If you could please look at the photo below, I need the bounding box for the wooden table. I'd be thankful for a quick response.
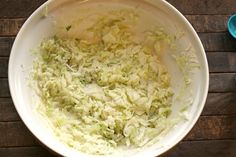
[0,0,236,156]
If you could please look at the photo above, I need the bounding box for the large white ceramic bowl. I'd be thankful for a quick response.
[8,0,209,157]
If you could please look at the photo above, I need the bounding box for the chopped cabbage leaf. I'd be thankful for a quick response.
[32,9,178,155]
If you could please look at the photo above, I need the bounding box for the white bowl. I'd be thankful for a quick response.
[8,0,209,157]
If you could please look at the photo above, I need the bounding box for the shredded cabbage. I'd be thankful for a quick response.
[32,9,176,155]
[172,45,200,86]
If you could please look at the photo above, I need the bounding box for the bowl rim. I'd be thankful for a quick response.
[228,14,236,39]
[8,0,209,156]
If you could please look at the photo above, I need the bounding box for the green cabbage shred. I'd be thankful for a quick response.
[32,9,177,155]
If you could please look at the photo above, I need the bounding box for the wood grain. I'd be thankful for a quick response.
[0,98,19,122]
[0,79,10,97]
[0,0,46,18]
[164,140,236,157]
[0,58,8,78]
[0,15,229,36]
[1,73,236,98]
[0,37,14,57]
[1,93,236,121]
[1,0,236,156]
[0,93,234,122]
[3,52,236,78]
[0,33,235,58]
[1,33,235,58]
[0,147,55,157]
[203,93,236,116]
[0,19,25,36]
[207,52,236,73]
[185,115,236,140]
[209,73,236,92]
[0,122,37,147]
[0,0,235,18]
[0,116,235,147]
[186,15,228,33]
[199,33,236,52]
[0,140,236,157]
[167,0,236,15]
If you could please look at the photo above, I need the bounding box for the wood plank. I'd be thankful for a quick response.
[0,37,14,57]
[0,98,19,122]
[0,58,8,78]
[0,0,46,18]
[1,93,235,121]
[207,52,236,73]
[203,93,236,116]
[0,147,55,157]
[0,0,235,18]
[0,15,227,37]
[1,73,236,99]
[186,15,228,33]
[209,73,236,92]
[1,51,236,78]
[167,0,236,15]
[0,79,10,97]
[199,33,236,52]
[0,33,235,58]
[164,140,236,157]
[0,140,236,157]
[0,19,25,36]
[0,122,37,147]
[3,52,236,78]
[0,116,235,147]
[1,93,236,122]
[185,115,236,141]
[1,72,236,98]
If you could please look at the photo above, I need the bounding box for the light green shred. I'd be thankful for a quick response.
[31,9,190,155]
[42,4,48,18]
[172,45,200,86]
